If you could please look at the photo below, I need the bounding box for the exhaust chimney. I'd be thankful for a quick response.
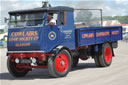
[42,1,51,8]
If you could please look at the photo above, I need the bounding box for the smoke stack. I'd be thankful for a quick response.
[42,1,51,8]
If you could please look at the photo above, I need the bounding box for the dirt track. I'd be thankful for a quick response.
[0,41,128,85]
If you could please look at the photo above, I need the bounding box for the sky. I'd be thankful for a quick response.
[0,0,128,25]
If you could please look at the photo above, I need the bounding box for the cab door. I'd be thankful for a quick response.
[57,11,75,50]
[43,13,60,52]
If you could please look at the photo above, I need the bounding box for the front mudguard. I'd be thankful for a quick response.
[50,45,72,57]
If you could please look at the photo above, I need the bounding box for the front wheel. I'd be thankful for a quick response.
[48,49,72,77]
[7,58,29,77]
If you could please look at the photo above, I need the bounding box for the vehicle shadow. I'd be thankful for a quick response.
[0,63,98,80]
[0,69,52,80]
[71,63,98,71]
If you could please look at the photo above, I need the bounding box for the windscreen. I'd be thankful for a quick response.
[74,9,102,28]
[10,12,45,28]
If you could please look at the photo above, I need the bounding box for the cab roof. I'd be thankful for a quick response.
[9,6,74,15]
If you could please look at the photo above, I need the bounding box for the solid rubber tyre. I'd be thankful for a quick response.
[48,49,72,78]
[99,43,112,67]
[94,55,102,67]
[7,58,29,77]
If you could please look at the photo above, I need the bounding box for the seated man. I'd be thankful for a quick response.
[17,15,26,27]
[47,13,56,25]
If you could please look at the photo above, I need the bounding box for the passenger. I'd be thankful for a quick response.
[47,13,56,25]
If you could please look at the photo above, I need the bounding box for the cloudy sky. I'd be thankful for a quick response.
[0,0,128,25]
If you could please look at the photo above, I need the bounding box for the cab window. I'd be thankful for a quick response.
[60,12,66,25]
[46,13,58,25]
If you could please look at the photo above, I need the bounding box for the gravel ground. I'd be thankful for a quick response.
[0,41,128,85]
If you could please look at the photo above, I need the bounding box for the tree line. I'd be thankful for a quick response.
[103,16,128,24]
[75,10,128,24]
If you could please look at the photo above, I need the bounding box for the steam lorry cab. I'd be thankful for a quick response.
[7,3,122,77]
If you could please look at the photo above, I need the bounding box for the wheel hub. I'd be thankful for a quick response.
[105,47,111,63]
[60,61,65,66]
[55,53,69,73]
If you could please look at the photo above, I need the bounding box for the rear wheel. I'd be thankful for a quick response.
[95,43,112,67]
[48,49,72,77]
[99,43,112,67]
[94,55,102,67]
[7,58,29,77]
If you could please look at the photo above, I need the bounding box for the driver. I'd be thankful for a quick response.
[19,15,26,26]
[47,13,56,25]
